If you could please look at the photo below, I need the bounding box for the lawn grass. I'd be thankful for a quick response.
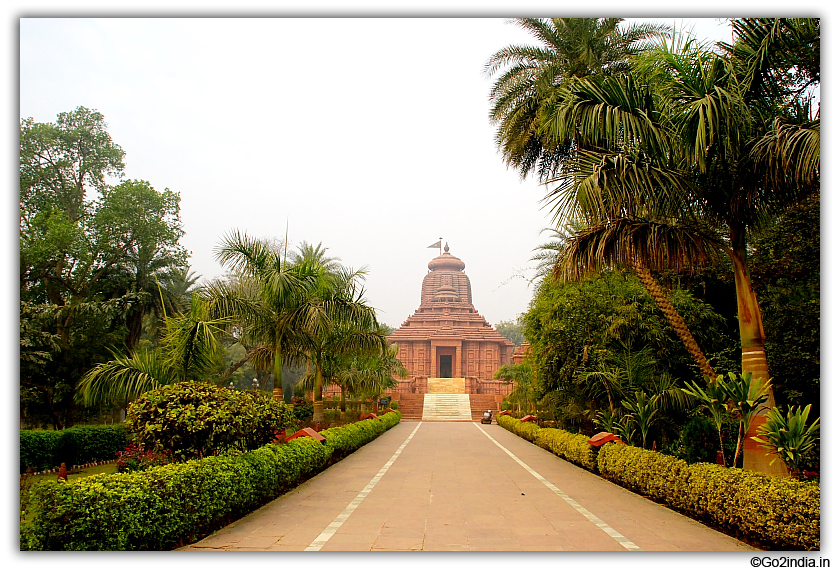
[21,463,119,525]
[26,462,119,484]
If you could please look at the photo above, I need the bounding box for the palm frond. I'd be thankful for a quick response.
[77,349,174,407]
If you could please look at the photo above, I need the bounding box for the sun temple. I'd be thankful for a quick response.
[386,244,515,397]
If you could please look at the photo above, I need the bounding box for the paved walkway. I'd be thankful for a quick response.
[181,421,755,551]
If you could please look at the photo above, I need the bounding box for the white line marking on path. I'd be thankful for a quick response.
[474,423,643,552]
[305,422,423,551]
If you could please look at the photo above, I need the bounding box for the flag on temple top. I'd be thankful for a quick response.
[427,240,442,248]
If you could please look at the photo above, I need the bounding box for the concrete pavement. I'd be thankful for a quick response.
[180,421,755,551]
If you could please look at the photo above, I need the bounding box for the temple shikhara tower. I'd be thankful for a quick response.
[387,244,514,398]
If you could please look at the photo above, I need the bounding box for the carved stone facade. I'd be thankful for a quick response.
[387,244,514,395]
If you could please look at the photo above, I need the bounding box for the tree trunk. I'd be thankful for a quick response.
[125,307,143,352]
[728,249,786,475]
[632,258,716,379]
[271,343,291,404]
[313,360,324,423]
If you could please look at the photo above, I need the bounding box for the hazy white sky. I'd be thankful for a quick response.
[16,17,742,327]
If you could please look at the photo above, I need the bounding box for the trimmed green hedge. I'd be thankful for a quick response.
[321,411,401,460]
[598,443,820,550]
[497,414,540,441]
[21,411,401,551]
[497,415,820,550]
[533,427,599,472]
[20,425,130,473]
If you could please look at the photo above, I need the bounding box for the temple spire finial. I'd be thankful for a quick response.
[444,242,449,253]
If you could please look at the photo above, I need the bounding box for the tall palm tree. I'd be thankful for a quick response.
[285,264,386,422]
[208,230,310,403]
[533,19,818,471]
[303,338,404,419]
[486,18,668,180]
[489,19,718,380]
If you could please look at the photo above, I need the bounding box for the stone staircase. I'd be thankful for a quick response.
[469,394,502,421]
[426,377,466,393]
[395,393,425,420]
[422,393,473,421]
[394,379,497,422]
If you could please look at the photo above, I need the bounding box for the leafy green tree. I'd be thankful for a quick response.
[20,107,188,426]
[495,361,536,414]
[749,192,819,415]
[21,107,128,346]
[495,319,525,346]
[99,180,188,349]
[20,295,145,428]
[20,106,125,230]
[522,270,733,432]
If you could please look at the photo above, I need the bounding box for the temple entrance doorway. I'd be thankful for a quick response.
[439,355,452,378]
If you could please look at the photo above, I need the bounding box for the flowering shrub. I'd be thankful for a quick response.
[116,444,173,473]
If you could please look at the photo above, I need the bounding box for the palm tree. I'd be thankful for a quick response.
[76,295,228,408]
[305,339,405,420]
[531,19,818,471]
[286,264,386,423]
[208,230,311,403]
[486,18,668,180]
[337,341,406,414]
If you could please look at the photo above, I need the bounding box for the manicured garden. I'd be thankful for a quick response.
[496,414,819,551]
[20,382,401,551]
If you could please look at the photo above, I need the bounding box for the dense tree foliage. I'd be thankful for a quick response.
[749,192,820,416]
[495,319,525,346]
[20,107,188,428]
[522,270,736,436]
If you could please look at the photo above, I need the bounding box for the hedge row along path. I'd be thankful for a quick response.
[180,421,756,551]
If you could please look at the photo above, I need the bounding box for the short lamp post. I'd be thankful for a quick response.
[228,381,235,391]
[252,378,260,391]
